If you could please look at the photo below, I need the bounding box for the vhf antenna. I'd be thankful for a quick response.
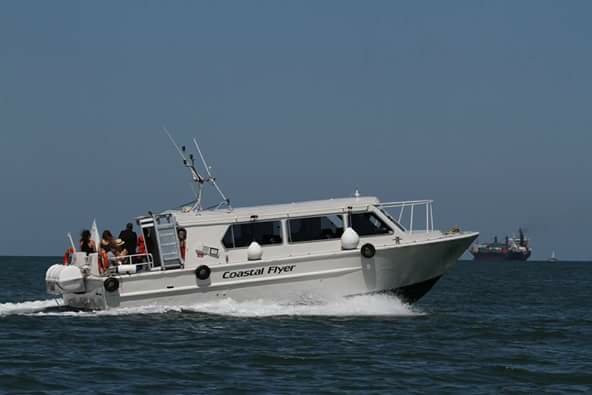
[193,138,230,209]
[163,126,231,212]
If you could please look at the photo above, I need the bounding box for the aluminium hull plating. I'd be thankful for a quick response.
[63,232,478,310]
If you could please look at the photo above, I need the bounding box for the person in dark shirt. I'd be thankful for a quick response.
[119,223,137,255]
[79,229,96,255]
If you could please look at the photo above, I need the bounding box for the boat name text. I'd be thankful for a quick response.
[222,265,295,279]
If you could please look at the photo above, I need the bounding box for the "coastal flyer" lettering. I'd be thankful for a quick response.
[222,265,295,279]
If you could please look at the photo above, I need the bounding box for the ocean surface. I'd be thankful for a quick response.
[0,257,591,394]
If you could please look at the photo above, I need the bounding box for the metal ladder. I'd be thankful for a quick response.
[140,214,183,270]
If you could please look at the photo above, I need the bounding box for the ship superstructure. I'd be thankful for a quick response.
[470,229,531,262]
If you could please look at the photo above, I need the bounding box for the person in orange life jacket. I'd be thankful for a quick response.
[135,234,147,264]
[137,234,146,255]
[177,228,187,261]
[101,230,113,253]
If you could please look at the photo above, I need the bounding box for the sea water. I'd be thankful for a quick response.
[0,257,591,394]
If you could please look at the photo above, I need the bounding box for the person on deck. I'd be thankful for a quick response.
[177,228,187,261]
[112,238,128,265]
[135,234,147,264]
[79,230,96,255]
[119,223,137,256]
[137,234,146,255]
[101,230,113,253]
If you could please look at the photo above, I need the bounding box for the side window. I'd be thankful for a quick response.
[222,226,234,248]
[288,215,345,243]
[349,212,392,236]
[222,221,283,249]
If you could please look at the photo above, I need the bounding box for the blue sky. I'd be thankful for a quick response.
[1,1,591,259]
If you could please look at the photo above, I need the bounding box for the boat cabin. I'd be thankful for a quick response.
[48,131,474,310]
[131,196,434,273]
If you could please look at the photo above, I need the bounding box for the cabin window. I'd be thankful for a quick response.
[222,227,234,248]
[288,215,345,243]
[222,221,283,249]
[349,212,392,236]
[377,208,405,231]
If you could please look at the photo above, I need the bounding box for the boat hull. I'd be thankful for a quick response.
[62,232,478,310]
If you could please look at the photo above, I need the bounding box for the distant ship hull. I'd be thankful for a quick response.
[471,250,531,262]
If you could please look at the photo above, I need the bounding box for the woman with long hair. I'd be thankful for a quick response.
[101,230,113,253]
[80,229,97,255]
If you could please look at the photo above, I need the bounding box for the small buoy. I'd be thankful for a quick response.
[247,241,263,260]
[104,277,119,293]
[195,265,211,280]
[341,227,360,250]
[361,243,376,258]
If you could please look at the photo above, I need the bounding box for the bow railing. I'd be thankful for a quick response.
[377,200,434,233]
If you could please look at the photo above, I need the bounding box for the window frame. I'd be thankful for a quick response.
[347,211,394,237]
[287,213,346,244]
[376,207,406,232]
[221,220,284,250]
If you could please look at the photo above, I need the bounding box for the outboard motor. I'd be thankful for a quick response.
[45,264,86,295]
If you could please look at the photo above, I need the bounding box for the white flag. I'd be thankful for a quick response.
[91,219,100,251]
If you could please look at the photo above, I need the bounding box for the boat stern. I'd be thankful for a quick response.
[45,255,121,311]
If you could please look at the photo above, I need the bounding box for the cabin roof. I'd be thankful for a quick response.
[168,196,380,226]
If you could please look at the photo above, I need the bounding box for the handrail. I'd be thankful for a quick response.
[108,253,154,268]
[376,199,433,207]
[377,200,434,233]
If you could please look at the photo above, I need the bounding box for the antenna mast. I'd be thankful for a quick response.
[163,127,231,212]
[193,138,230,209]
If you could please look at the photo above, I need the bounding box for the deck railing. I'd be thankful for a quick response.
[376,200,434,233]
[108,253,155,272]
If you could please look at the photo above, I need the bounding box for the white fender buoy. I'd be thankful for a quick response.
[247,241,263,261]
[341,227,360,250]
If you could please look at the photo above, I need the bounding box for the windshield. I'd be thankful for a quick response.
[377,207,405,231]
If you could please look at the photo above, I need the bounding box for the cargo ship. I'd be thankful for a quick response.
[470,229,531,262]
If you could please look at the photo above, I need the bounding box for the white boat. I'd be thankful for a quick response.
[45,134,478,310]
[548,251,558,262]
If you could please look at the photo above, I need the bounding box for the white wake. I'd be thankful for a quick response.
[1,294,424,318]
[182,294,424,317]
[0,299,62,316]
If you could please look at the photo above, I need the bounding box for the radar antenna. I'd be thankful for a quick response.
[163,127,231,212]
